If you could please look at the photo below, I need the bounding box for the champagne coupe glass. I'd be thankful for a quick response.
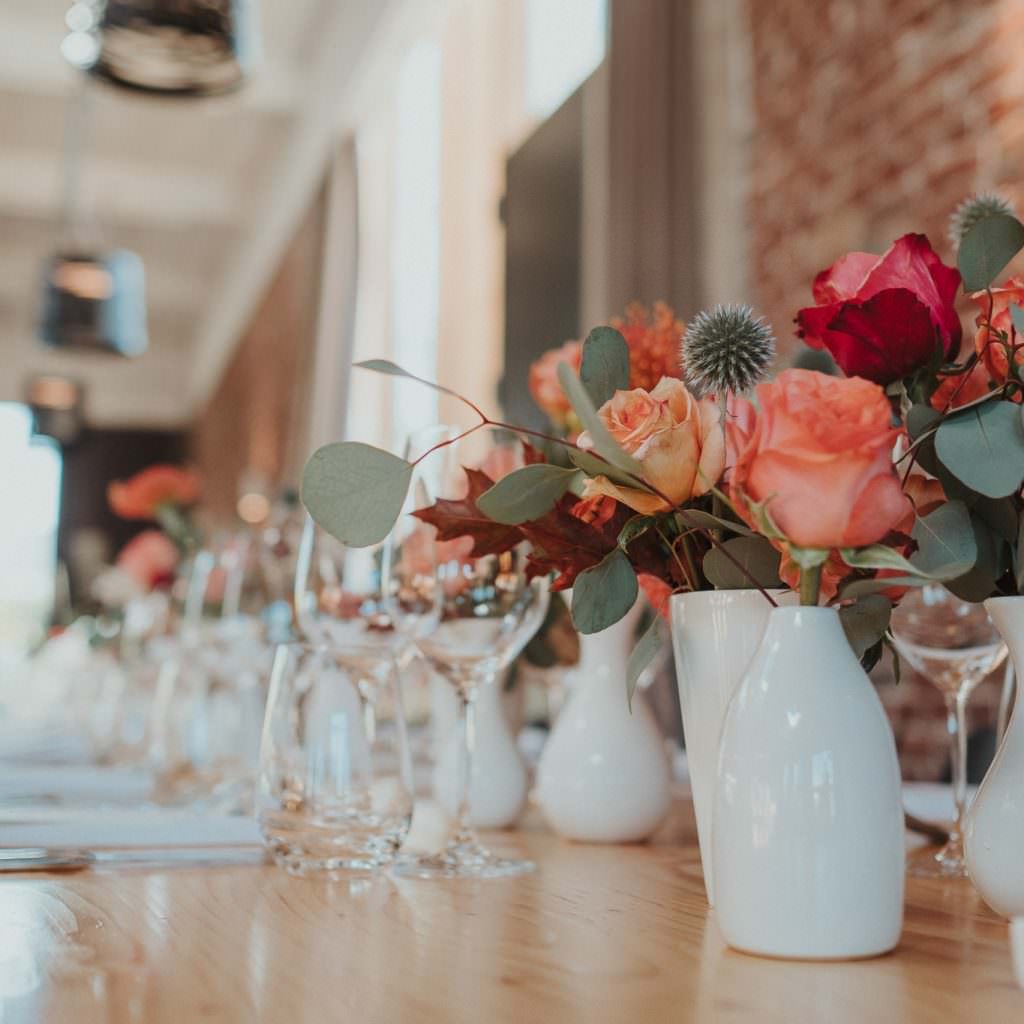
[890,585,1008,878]
[390,427,550,879]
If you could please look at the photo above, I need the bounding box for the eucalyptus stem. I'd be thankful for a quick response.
[800,563,822,607]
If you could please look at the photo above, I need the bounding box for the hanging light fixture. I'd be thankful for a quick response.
[64,0,258,97]
[38,82,148,357]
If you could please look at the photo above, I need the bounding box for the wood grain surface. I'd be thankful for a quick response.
[0,803,1019,1023]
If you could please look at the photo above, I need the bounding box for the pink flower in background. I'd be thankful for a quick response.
[116,530,179,590]
[528,341,582,427]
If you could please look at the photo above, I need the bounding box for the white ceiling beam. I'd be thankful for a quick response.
[186,0,448,413]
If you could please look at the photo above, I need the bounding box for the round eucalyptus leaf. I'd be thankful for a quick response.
[580,326,630,408]
[702,536,782,590]
[935,402,1024,498]
[910,500,978,578]
[301,442,413,548]
[476,464,579,525]
[839,595,892,660]
[958,212,1024,291]
[571,549,639,634]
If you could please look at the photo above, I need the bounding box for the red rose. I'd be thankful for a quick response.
[796,234,961,385]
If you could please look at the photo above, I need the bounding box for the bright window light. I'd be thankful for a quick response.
[526,0,607,119]
[0,404,62,657]
[390,38,442,445]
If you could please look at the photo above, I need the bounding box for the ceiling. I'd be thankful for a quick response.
[0,0,400,428]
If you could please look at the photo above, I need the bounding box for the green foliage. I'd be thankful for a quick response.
[626,615,663,711]
[702,536,782,590]
[567,447,645,489]
[839,595,892,660]
[935,401,1024,498]
[477,464,580,525]
[580,327,630,408]
[958,212,1024,291]
[302,442,413,548]
[571,548,639,634]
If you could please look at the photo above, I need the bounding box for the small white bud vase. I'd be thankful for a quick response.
[535,599,672,842]
[432,672,529,830]
[965,596,1024,917]
[713,606,904,960]
[670,588,796,904]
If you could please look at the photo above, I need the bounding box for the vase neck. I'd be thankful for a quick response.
[985,596,1024,670]
[760,606,856,667]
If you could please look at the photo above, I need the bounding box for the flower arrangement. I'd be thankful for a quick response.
[107,464,202,553]
[302,195,1024,700]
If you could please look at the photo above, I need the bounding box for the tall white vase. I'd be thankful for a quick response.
[535,599,671,842]
[965,596,1024,917]
[670,588,795,904]
[713,606,904,960]
[432,673,529,829]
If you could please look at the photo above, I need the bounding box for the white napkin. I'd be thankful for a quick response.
[0,766,154,804]
[0,810,262,850]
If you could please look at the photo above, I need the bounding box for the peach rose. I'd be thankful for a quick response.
[973,277,1024,387]
[528,340,582,426]
[108,465,201,520]
[729,369,911,550]
[578,377,726,514]
[116,530,179,590]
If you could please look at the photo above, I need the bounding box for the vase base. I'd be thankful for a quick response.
[391,839,535,880]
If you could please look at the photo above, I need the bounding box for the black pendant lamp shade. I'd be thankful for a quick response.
[77,1,257,97]
[39,249,147,357]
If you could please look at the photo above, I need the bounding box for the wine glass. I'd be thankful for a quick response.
[890,585,1008,878]
[390,427,550,879]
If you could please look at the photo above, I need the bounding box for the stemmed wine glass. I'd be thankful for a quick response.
[390,427,550,879]
[890,585,1008,878]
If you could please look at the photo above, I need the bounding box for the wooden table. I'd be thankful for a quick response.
[0,802,1020,1023]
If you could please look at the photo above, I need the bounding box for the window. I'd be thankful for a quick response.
[525,0,607,119]
[0,405,62,660]
[389,38,443,446]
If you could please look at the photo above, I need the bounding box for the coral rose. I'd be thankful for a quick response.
[108,465,200,520]
[578,377,725,514]
[116,530,179,590]
[796,234,961,385]
[930,359,996,412]
[972,277,1024,387]
[729,369,911,550]
[528,340,582,427]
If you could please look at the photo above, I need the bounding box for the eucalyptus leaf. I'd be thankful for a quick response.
[557,362,644,477]
[1012,304,1024,338]
[974,496,1018,544]
[839,595,892,660]
[302,442,413,548]
[571,549,639,634]
[626,615,663,711]
[958,212,1024,291]
[618,515,658,550]
[675,509,754,538]
[910,500,978,578]
[839,575,922,599]
[354,358,467,404]
[906,404,940,442]
[935,402,1024,498]
[702,536,782,590]
[567,447,647,489]
[580,326,630,408]
[477,464,580,525]
[1016,516,1024,593]
[945,514,1004,603]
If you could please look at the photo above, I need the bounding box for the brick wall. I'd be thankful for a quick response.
[744,0,1020,778]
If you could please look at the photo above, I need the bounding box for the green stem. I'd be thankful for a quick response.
[800,563,822,607]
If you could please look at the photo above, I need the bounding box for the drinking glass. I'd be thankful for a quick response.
[890,585,1008,878]
[257,642,414,875]
[390,427,550,879]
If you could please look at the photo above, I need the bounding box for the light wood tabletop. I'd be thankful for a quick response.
[0,802,1019,1023]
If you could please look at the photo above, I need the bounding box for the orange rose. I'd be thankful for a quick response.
[108,465,201,520]
[528,340,582,426]
[729,369,911,550]
[973,277,1024,388]
[930,359,995,412]
[116,530,178,589]
[578,377,725,514]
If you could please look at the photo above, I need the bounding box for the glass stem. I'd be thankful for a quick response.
[452,682,480,845]
[946,689,969,845]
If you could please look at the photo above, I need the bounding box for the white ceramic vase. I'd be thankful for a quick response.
[534,599,672,842]
[965,596,1024,917]
[713,606,904,960]
[670,588,795,904]
[432,674,528,830]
